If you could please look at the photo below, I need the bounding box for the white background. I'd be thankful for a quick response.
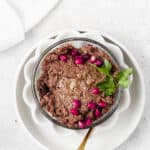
[0,0,149,149]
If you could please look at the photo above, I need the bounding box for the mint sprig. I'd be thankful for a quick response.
[115,68,133,88]
[95,59,132,96]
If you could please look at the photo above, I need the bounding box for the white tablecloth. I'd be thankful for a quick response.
[0,0,149,149]
[0,0,59,51]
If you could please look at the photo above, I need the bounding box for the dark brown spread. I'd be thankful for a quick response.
[37,44,119,128]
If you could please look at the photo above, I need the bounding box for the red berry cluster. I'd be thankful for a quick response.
[70,98,107,129]
[59,48,103,66]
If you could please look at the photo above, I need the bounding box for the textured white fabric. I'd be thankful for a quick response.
[0,0,24,51]
[9,0,60,31]
[0,0,59,52]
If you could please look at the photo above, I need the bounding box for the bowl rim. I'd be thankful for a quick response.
[31,37,123,130]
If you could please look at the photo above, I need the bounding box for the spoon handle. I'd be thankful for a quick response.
[77,128,94,150]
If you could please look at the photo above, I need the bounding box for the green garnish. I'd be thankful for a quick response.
[95,59,132,96]
[96,76,116,96]
[115,68,133,88]
[96,59,112,76]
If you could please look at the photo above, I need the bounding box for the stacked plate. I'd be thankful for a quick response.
[15,30,145,150]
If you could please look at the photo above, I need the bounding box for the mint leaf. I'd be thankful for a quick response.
[118,79,130,88]
[104,59,112,72]
[96,59,112,76]
[95,59,133,95]
[96,76,116,96]
[115,68,133,88]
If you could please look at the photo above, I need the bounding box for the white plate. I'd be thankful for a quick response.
[23,30,131,132]
[15,30,145,150]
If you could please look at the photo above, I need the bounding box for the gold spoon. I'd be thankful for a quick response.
[77,128,94,150]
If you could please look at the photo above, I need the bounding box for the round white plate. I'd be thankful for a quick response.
[15,30,145,150]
